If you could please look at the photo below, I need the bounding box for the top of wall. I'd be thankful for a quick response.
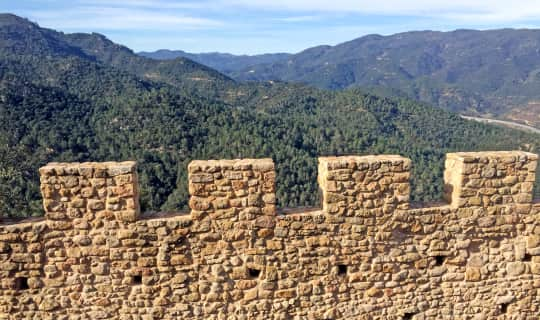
[39,161,137,177]
[4,150,538,226]
[447,151,538,162]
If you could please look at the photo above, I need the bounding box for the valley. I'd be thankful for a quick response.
[143,30,540,129]
[0,14,539,218]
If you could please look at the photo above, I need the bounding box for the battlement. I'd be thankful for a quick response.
[39,161,140,223]
[318,155,412,215]
[38,151,538,224]
[0,151,539,319]
[444,151,537,207]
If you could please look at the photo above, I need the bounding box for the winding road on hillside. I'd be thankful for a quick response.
[461,115,540,135]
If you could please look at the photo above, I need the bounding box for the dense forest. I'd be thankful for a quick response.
[146,29,540,129]
[0,14,539,218]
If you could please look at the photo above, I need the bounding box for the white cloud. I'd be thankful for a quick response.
[26,6,223,31]
[223,0,540,23]
[20,0,540,33]
[275,15,320,23]
[77,0,213,10]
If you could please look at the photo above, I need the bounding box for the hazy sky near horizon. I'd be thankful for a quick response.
[3,0,540,54]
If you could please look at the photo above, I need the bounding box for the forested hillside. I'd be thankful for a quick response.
[163,29,540,129]
[1,14,539,218]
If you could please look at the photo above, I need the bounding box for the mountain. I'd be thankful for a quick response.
[139,49,291,74]
[227,29,540,129]
[0,13,539,218]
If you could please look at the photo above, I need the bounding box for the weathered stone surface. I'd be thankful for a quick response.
[319,155,412,215]
[444,151,537,208]
[0,152,538,319]
[506,261,526,276]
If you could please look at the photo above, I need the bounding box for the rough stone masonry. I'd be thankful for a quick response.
[0,151,538,319]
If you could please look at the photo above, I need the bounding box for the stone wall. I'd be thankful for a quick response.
[0,151,538,319]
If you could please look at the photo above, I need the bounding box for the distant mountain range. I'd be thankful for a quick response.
[139,49,291,75]
[141,29,540,128]
[0,13,538,217]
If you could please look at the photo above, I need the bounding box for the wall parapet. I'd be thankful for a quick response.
[318,155,411,216]
[39,161,140,223]
[188,158,276,218]
[0,151,538,319]
[444,151,537,208]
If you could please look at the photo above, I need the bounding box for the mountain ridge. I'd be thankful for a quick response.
[141,28,540,128]
[0,13,538,218]
[230,28,540,128]
[139,49,292,74]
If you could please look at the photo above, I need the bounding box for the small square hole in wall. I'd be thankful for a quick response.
[402,312,415,320]
[15,277,29,291]
[248,268,261,279]
[176,237,184,246]
[337,264,347,276]
[132,275,142,285]
[500,303,509,314]
[434,255,445,266]
[523,253,532,262]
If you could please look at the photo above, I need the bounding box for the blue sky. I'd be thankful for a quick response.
[3,0,540,54]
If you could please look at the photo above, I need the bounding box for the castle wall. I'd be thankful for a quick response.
[0,151,538,319]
